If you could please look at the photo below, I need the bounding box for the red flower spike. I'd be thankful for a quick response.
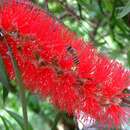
[0,0,130,128]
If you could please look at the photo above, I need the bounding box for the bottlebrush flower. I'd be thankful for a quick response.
[0,0,130,129]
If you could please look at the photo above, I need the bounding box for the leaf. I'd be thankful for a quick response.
[5,110,33,130]
[127,50,130,67]
[117,0,130,18]
[103,0,113,11]
[0,55,11,102]
[77,0,87,6]
[4,118,15,130]
[28,95,40,113]
[0,54,12,91]
[51,112,62,130]
[0,115,10,130]
[3,86,9,104]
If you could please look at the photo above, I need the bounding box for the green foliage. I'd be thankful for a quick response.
[127,50,130,67]
[5,110,33,130]
[117,0,130,18]
[0,55,11,91]
[0,55,13,103]
[0,115,10,130]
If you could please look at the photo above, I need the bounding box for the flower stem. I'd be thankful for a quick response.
[4,38,29,130]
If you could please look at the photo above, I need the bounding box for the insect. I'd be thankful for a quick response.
[98,96,123,107]
[9,29,36,43]
[33,52,48,67]
[0,28,5,40]
[51,56,64,77]
[75,77,85,86]
[121,97,130,107]
[66,45,80,66]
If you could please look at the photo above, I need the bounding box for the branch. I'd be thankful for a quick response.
[54,0,81,20]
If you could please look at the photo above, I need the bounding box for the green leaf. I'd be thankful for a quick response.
[28,95,40,113]
[51,112,62,130]
[5,110,33,130]
[127,50,130,67]
[103,0,113,11]
[3,86,9,104]
[0,54,12,91]
[0,115,10,130]
[4,118,15,130]
[117,0,130,18]
[77,0,87,6]
[0,55,12,103]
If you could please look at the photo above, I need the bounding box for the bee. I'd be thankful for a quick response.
[121,98,130,107]
[66,45,80,66]
[33,52,48,67]
[76,78,85,86]
[111,97,122,105]
[51,57,64,77]
[98,97,110,107]
[9,30,36,43]
[75,77,91,87]
[98,96,123,107]
[0,28,5,41]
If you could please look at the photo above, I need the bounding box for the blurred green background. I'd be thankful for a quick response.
[1,0,130,129]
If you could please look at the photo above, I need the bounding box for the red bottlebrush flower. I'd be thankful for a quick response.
[0,0,130,128]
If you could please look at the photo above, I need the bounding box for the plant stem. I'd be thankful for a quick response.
[4,38,29,130]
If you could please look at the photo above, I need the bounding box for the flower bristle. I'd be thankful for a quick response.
[0,0,130,128]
